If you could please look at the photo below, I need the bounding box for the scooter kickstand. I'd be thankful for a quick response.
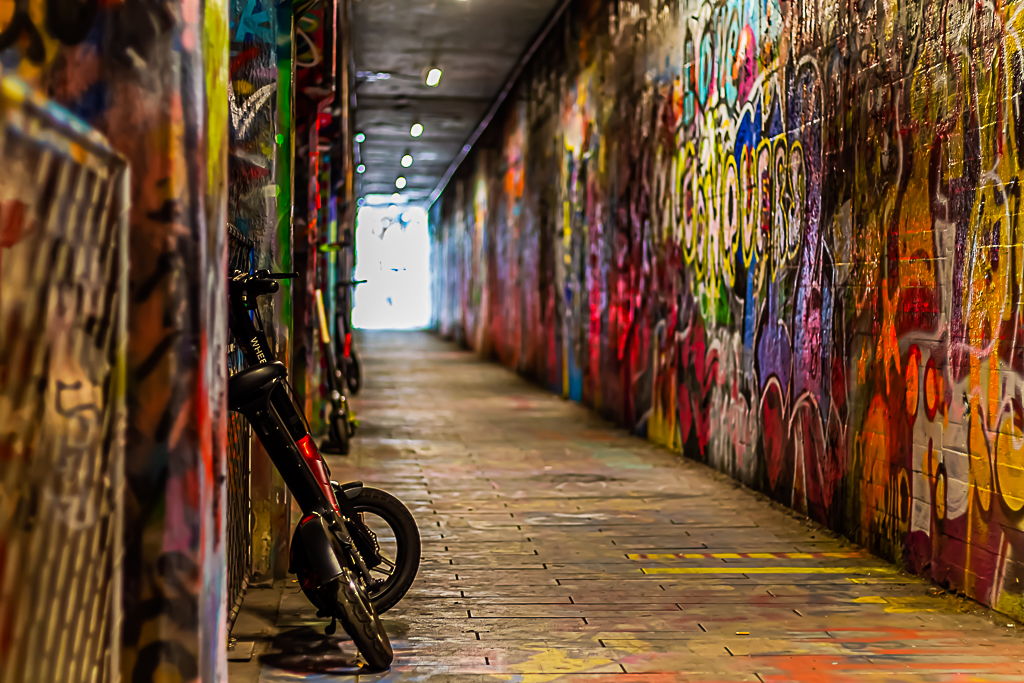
[325,615,338,636]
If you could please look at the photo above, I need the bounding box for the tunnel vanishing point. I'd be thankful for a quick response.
[2,0,1024,680]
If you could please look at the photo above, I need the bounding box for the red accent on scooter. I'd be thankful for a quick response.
[344,333,352,359]
[297,435,340,512]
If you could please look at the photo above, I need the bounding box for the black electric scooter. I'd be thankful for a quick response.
[335,279,365,396]
[227,269,421,668]
[317,238,363,396]
[315,288,355,455]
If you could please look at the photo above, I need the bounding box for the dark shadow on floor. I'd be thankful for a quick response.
[258,627,374,675]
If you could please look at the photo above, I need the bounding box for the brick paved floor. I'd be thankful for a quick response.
[229,331,1024,682]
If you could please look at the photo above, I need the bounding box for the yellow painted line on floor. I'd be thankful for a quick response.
[852,595,937,612]
[641,566,895,575]
[628,552,863,561]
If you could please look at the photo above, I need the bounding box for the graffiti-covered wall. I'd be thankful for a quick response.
[432,0,1024,620]
[229,0,296,586]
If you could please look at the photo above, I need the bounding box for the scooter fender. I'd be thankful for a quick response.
[296,513,344,586]
[332,480,364,499]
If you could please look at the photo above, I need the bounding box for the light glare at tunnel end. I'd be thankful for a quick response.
[352,205,432,330]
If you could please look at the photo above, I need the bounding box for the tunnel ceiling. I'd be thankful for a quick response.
[353,0,561,206]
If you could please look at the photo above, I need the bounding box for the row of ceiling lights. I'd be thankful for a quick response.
[356,126,423,176]
[353,68,443,193]
[354,123,427,188]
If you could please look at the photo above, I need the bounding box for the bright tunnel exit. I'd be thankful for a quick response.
[352,204,432,330]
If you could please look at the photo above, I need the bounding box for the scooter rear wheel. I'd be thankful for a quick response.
[329,409,350,455]
[346,349,362,395]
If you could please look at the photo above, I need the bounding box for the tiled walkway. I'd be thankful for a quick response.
[229,331,1024,682]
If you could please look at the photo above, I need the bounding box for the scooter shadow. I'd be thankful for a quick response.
[258,626,388,676]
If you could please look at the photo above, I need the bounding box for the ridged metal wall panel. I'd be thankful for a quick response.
[226,226,254,631]
[0,78,128,683]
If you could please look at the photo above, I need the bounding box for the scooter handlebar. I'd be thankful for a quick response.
[230,271,289,301]
[260,271,298,280]
[251,279,280,295]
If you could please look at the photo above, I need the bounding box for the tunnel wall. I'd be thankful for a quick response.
[431,0,1024,618]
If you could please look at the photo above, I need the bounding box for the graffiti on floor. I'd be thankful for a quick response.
[431,0,1024,621]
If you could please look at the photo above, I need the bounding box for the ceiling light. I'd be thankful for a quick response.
[356,164,366,174]
[392,193,402,201]
[395,177,407,189]
[425,68,442,87]
[401,154,413,168]
[410,123,424,138]
[354,133,365,143]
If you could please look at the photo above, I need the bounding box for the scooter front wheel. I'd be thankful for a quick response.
[342,486,420,614]
[325,567,394,670]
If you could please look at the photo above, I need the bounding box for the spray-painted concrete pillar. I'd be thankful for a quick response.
[293,0,338,424]
[0,0,230,679]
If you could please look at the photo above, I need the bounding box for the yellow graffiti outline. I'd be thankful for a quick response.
[739,143,757,268]
[771,135,790,281]
[722,151,740,289]
[755,136,772,279]
[680,141,699,265]
[787,139,805,262]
